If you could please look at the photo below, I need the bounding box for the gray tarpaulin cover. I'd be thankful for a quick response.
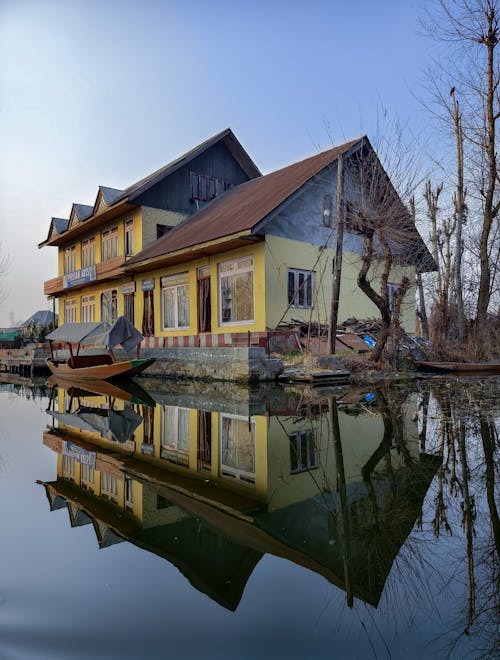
[46,316,143,351]
[104,316,143,352]
[48,406,143,443]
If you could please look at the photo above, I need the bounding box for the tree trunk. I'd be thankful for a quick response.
[451,90,466,340]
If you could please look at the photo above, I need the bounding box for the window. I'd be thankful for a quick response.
[101,290,117,324]
[287,269,314,308]
[157,224,169,239]
[81,295,95,323]
[161,405,190,466]
[64,298,77,323]
[62,455,75,480]
[101,226,118,260]
[289,430,318,473]
[124,478,134,509]
[123,293,134,324]
[219,258,254,324]
[322,192,333,226]
[161,273,190,330]
[388,283,402,314]
[64,246,76,274]
[190,171,228,201]
[81,464,95,490]
[220,414,255,484]
[101,473,118,501]
[81,237,95,268]
[124,219,133,256]
[142,290,154,336]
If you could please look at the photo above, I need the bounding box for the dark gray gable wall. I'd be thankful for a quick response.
[131,141,253,215]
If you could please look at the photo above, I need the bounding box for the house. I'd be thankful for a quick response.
[40,130,433,372]
[40,381,439,609]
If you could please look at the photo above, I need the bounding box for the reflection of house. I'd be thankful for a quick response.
[41,384,439,609]
[40,130,433,357]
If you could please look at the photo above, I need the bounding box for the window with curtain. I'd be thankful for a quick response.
[161,405,190,466]
[220,414,255,484]
[80,295,95,322]
[161,273,190,330]
[142,290,154,336]
[100,290,117,324]
[64,299,77,323]
[219,258,254,324]
[81,237,95,268]
[101,226,118,260]
[287,269,314,308]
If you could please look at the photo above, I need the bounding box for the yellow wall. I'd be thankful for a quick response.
[264,234,416,333]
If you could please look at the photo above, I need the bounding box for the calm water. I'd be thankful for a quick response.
[0,375,498,660]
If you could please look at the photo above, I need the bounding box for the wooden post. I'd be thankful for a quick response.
[329,155,344,354]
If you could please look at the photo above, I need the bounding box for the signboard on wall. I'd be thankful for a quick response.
[121,282,136,294]
[141,279,155,291]
[62,441,96,468]
[63,265,97,289]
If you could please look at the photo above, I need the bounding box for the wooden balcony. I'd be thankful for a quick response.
[43,256,124,296]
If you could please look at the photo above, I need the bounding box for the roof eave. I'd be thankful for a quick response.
[124,230,260,274]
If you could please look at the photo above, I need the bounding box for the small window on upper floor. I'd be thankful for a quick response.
[322,193,333,227]
[101,226,118,260]
[190,172,229,202]
[125,219,133,256]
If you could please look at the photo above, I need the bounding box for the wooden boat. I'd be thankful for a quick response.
[414,359,500,374]
[46,374,156,407]
[46,317,155,381]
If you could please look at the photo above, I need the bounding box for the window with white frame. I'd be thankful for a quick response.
[81,237,95,268]
[287,269,314,308]
[289,430,318,474]
[161,405,190,466]
[64,245,76,274]
[100,290,118,324]
[124,219,134,256]
[62,455,75,480]
[101,473,118,501]
[220,414,255,484]
[80,464,95,490]
[101,226,118,260]
[387,283,402,314]
[64,298,77,323]
[81,295,95,323]
[219,257,254,324]
[161,273,189,330]
[124,478,134,509]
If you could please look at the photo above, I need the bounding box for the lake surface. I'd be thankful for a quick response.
[0,375,498,660]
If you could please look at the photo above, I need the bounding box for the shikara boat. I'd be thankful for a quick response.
[414,359,500,374]
[46,317,155,380]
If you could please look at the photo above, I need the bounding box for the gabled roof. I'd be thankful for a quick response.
[69,203,93,228]
[40,128,261,248]
[21,310,55,327]
[126,137,363,267]
[93,186,124,215]
[118,128,261,204]
[48,217,69,240]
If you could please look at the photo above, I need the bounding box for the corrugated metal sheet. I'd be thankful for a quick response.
[126,138,363,266]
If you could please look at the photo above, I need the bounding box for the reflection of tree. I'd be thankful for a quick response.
[424,379,500,658]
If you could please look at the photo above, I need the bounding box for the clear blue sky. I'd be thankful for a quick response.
[0,0,437,326]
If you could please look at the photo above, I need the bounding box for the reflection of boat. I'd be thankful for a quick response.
[46,406,143,444]
[46,317,155,380]
[47,374,156,407]
[414,359,500,374]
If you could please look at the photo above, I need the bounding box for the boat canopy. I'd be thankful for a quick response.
[46,316,143,352]
[46,322,110,346]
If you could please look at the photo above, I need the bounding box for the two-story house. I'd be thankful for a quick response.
[40,130,433,359]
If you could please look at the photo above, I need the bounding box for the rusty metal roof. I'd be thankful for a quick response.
[126,137,364,267]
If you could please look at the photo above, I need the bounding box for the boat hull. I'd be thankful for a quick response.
[47,357,155,380]
[415,360,500,374]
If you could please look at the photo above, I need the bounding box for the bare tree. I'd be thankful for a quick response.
[422,0,500,340]
[345,135,428,362]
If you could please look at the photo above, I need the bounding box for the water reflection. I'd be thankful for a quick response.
[39,377,447,615]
